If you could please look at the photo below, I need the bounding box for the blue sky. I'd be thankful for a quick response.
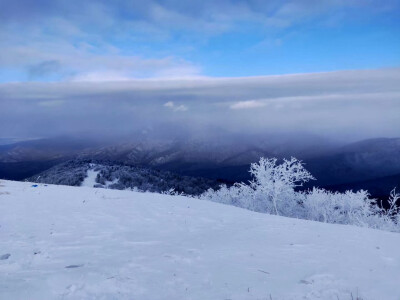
[0,0,399,82]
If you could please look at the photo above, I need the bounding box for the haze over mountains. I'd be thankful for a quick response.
[1,133,399,198]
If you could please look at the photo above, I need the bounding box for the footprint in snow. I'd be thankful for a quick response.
[0,253,10,260]
[65,264,84,268]
[299,279,312,284]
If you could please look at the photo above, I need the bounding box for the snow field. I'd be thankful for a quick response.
[0,180,399,299]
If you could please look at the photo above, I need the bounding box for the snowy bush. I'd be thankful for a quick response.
[247,157,314,216]
[202,183,253,209]
[304,188,377,225]
[200,157,400,232]
[201,157,313,217]
[378,188,400,229]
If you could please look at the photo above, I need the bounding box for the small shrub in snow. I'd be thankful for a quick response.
[161,188,185,196]
[378,188,400,228]
[202,183,253,209]
[304,188,377,225]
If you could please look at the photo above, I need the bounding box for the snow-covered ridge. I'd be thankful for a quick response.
[28,159,221,195]
[0,180,399,299]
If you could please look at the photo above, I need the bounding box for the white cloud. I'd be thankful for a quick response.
[164,101,175,108]
[174,104,188,112]
[230,100,267,110]
[164,101,188,112]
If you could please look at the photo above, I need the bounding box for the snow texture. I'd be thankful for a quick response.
[0,180,399,299]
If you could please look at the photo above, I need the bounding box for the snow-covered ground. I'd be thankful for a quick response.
[80,169,99,188]
[81,167,119,189]
[0,180,399,300]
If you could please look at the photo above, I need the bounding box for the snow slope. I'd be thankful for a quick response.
[0,180,399,300]
[80,169,99,188]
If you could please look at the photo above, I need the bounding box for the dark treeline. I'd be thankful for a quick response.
[28,159,224,195]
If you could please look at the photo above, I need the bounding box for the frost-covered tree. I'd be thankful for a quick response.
[201,183,253,209]
[200,157,400,232]
[247,157,314,215]
[201,157,313,216]
[303,188,377,225]
[378,188,400,228]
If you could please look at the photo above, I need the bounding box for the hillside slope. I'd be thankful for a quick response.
[0,180,399,299]
[26,160,221,195]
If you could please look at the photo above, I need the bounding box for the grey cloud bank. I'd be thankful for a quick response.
[1,68,399,141]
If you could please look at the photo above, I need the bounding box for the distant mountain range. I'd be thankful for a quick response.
[305,138,400,187]
[0,135,399,197]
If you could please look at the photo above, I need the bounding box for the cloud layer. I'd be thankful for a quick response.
[1,68,399,141]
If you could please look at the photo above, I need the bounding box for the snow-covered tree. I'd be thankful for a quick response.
[201,157,313,216]
[247,157,314,215]
[304,188,377,225]
[200,157,400,232]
